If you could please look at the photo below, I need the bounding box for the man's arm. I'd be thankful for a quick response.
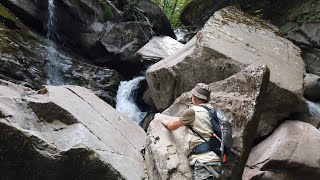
[161,118,183,131]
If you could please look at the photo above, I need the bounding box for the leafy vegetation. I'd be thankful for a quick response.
[151,0,191,28]
[102,3,114,19]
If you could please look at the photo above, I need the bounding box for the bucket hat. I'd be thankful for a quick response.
[191,83,210,100]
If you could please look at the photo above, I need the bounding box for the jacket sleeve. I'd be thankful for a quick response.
[180,107,195,126]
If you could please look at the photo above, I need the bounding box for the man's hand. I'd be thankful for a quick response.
[161,118,183,131]
[161,120,170,129]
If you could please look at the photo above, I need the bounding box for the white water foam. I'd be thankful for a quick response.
[174,29,188,42]
[116,76,147,123]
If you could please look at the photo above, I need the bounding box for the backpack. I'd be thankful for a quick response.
[189,105,233,160]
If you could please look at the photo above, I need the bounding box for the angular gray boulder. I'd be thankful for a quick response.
[146,6,306,138]
[146,65,270,180]
[100,21,152,62]
[243,120,320,180]
[0,80,146,179]
[135,36,184,63]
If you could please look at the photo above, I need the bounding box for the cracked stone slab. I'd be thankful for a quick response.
[0,79,146,179]
[243,120,320,179]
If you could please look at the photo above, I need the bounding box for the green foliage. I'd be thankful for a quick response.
[0,4,16,21]
[102,4,114,19]
[298,11,320,23]
[152,0,191,28]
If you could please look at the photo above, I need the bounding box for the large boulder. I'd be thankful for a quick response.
[243,120,320,180]
[0,80,146,179]
[135,0,175,38]
[146,7,306,139]
[100,21,152,62]
[0,5,122,106]
[146,65,270,180]
[135,36,184,63]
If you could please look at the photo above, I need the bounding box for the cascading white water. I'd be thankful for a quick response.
[47,0,55,40]
[116,77,147,123]
[45,0,64,85]
[174,29,188,42]
[306,100,320,118]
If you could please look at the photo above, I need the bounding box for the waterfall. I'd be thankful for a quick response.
[45,0,64,85]
[116,77,147,123]
[306,100,320,118]
[47,0,55,40]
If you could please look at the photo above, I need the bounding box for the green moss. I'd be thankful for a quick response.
[102,4,114,19]
[305,11,320,22]
[279,22,297,34]
[0,5,16,21]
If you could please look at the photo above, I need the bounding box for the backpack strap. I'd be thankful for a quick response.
[199,105,211,113]
[199,105,226,163]
[192,141,212,154]
[187,105,221,155]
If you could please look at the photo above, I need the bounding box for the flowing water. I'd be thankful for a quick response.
[306,100,320,118]
[45,0,64,85]
[174,29,188,42]
[116,77,147,123]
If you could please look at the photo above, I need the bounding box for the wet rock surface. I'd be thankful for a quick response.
[0,5,122,106]
[1,0,175,65]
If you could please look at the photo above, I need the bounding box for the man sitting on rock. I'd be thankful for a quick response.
[161,83,222,180]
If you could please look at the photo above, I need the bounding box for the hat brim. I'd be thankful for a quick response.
[191,89,208,100]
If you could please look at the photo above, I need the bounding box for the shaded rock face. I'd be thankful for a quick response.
[111,0,175,38]
[304,73,320,101]
[243,121,320,180]
[0,5,46,89]
[0,5,122,106]
[180,0,229,31]
[146,7,306,139]
[147,65,270,180]
[135,0,175,38]
[100,21,152,62]
[0,80,146,179]
[279,0,320,77]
